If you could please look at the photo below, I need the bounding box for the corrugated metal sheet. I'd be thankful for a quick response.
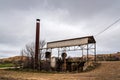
[47,36,95,48]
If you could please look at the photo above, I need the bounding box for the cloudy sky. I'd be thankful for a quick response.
[0,0,120,58]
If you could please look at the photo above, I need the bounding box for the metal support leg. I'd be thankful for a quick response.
[87,44,89,61]
[94,43,96,62]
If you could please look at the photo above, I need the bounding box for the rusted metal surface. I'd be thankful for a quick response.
[61,53,67,71]
[47,36,96,48]
[35,19,40,69]
[45,52,51,58]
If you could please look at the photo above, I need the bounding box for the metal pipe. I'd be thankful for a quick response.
[35,19,40,69]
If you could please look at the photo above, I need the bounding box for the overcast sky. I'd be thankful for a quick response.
[0,0,120,58]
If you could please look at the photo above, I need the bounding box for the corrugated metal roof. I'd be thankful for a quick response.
[48,36,95,43]
[47,36,96,48]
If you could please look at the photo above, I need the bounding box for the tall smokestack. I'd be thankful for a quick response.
[35,19,40,69]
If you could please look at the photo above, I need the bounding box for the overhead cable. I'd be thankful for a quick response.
[95,17,120,37]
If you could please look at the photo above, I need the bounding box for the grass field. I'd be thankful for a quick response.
[0,61,120,80]
[0,63,14,68]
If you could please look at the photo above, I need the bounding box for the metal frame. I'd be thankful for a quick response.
[56,43,96,61]
[40,36,96,62]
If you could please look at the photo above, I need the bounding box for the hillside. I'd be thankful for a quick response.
[97,52,120,61]
[0,56,27,63]
[87,61,120,80]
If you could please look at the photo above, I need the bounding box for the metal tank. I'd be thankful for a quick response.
[50,57,56,68]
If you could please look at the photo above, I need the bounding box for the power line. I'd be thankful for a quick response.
[95,17,120,37]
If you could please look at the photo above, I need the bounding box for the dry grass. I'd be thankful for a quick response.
[0,61,120,80]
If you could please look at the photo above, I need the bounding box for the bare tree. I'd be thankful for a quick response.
[20,40,46,69]
[39,40,46,60]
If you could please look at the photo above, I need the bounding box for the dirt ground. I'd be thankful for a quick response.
[0,61,120,80]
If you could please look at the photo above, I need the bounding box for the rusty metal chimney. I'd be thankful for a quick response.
[35,19,40,69]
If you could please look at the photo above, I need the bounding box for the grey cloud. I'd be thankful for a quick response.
[0,50,19,59]
[0,0,120,58]
[0,0,45,11]
[46,0,119,23]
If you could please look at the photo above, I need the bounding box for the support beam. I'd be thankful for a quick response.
[58,48,60,58]
[87,44,89,61]
[82,47,84,61]
[94,43,96,62]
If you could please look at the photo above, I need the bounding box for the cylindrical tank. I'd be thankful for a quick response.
[61,53,67,59]
[50,57,56,68]
[45,52,51,58]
